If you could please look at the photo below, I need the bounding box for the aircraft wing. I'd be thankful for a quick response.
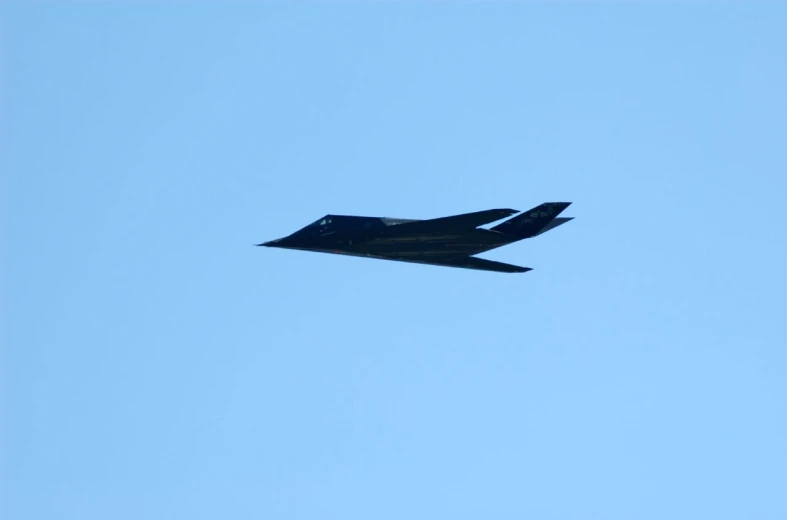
[381,208,518,235]
[383,255,531,273]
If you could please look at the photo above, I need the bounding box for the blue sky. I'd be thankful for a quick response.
[4,3,787,519]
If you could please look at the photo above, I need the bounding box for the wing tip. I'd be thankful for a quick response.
[511,266,533,273]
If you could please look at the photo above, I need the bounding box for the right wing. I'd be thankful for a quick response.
[383,255,531,273]
[381,208,519,235]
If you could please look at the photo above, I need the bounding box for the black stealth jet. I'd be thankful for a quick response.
[258,202,573,273]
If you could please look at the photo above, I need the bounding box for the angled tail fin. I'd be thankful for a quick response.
[536,217,574,235]
[490,202,572,239]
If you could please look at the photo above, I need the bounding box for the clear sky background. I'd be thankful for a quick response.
[4,2,787,519]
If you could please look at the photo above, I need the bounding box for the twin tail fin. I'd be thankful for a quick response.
[490,202,573,239]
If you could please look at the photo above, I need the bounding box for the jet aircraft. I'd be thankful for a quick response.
[258,202,573,273]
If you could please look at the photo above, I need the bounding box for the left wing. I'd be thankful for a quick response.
[381,255,531,273]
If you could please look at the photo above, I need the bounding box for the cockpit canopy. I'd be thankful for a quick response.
[311,217,333,228]
[288,214,388,239]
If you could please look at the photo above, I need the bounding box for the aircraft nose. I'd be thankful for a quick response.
[257,239,281,247]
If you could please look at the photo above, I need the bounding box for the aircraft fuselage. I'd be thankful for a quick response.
[258,203,573,273]
[270,228,514,260]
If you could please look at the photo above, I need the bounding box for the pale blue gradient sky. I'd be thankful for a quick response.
[5,3,787,519]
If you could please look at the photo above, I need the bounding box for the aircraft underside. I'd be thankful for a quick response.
[346,229,512,258]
